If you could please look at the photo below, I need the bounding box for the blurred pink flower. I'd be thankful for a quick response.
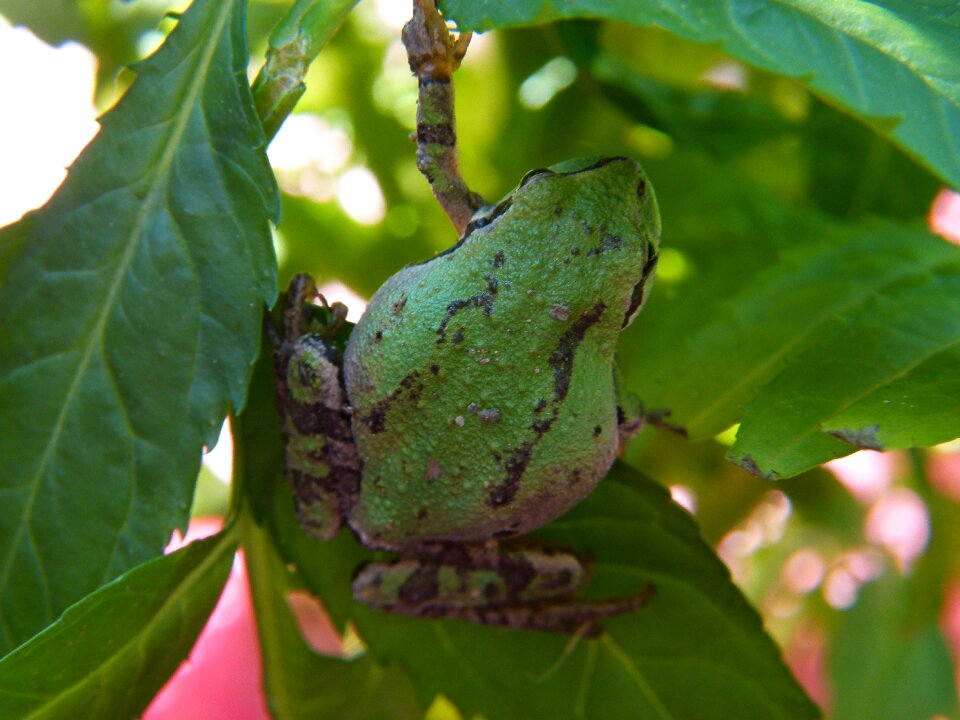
[144,519,269,720]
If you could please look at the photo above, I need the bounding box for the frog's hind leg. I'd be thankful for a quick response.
[352,543,653,635]
[272,275,360,540]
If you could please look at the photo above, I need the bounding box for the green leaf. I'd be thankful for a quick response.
[242,510,421,720]
[277,463,820,720]
[730,260,960,479]
[0,0,278,652]
[829,577,959,720]
[0,531,236,720]
[619,152,960,477]
[441,0,960,190]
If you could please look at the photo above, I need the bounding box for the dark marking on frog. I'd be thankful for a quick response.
[429,363,440,375]
[288,401,351,441]
[397,565,441,606]
[374,329,383,341]
[550,302,607,403]
[392,294,408,314]
[593,425,602,437]
[499,556,538,602]
[587,233,622,256]
[361,370,423,433]
[488,442,532,507]
[532,418,551,435]
[417,507,429,520]
[433,194,516,260]
[533,398,547,414]
[492,527,517,538]
[399,371,424,403]
[366,407,387,434]
[487,303,607,509]
[571,246,581,256]
[436,276,499,344]
[637,177,647,199]
[451,331,464,345]
[622,248,659,327]
[493,251,505,268]
[553,205,563,216]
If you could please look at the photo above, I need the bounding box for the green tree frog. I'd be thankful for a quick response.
[272,0,661,633]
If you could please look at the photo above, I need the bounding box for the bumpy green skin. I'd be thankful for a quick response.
[342,157,660,550]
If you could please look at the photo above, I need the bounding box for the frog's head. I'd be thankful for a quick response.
[523,156,661,329]
[537,156,660,244]
[458,155,660,332]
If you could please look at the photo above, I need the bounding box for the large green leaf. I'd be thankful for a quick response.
[441,0,960,190]
[731,266,960,478]
[0,0,278,652]
[274,462,819,720]
[618,151,960,478]
[0,531,236,719]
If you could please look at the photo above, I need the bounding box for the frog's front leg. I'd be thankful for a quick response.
[402,0,486,234]
[352,543,654,635]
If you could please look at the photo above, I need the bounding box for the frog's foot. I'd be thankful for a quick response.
[282,273,349,340]
[352,543,654,635]
[402,0,485,235]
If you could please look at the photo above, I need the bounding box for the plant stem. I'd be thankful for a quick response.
[251,0,359,143]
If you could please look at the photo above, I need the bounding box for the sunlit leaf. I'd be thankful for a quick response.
[0,0,278,651]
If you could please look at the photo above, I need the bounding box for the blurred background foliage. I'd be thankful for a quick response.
[2,0,958,716]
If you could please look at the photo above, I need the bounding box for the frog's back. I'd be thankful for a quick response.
[342,157,658,550]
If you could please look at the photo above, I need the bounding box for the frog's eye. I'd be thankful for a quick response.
[518,167,553,188]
